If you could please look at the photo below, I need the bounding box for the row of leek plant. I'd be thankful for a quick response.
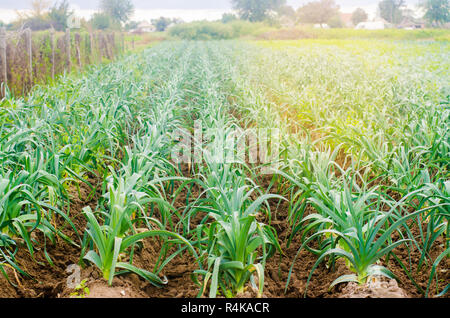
[80,43,198,287]
[222,41,449,297]
[175,43,282,298]
[0,43,189,282]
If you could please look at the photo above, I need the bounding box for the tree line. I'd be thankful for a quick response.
[229,0,449,27]
[0,0,135,31]
[0,0,448,32]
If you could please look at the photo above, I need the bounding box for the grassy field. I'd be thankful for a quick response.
[256,27,450,41]
[166,21,450,41]
[0,37,448,298]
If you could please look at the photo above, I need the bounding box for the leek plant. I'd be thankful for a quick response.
[83,205,195,286]
[0,38,448,299]
[192,179,282,298]
[81,43,201,287]
[224,40,449,297]
[413,180,450,272]
[176,43,283,298]
[0,42,193,279]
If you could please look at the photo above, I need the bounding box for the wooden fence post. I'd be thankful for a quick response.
[108,33,113,59]
[110,33,115,58]
[0,27,7,96]
[89,32,95,64]
[65,28,71,73]
[121,32,125,54]
[50,28,55,80]
[97,32,102,62]
[103,33,109,60]
[84,33,89,65]
[75,33,82,69]
[104,33,110,60]
[101,33,107,59]
[24,28,32,87]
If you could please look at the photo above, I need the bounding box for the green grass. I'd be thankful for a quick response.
[260,27,450,41]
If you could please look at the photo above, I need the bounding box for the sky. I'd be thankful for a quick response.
[0,0,422,23]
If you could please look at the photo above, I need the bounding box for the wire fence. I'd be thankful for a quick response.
[0,27,125,97]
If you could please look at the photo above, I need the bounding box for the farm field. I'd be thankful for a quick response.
[0,39,448,298]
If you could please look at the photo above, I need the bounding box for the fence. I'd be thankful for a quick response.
[0,27,125,97]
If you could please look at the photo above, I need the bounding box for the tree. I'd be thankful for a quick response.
[100,0,134,24]
[21,17,51,30]
[30,0,51,17]
[48,0,72,31]
[151,17,174,32]
[328,15,344,28]
[124,20,139,31]
[231,0,286,22]
[91,12,113,30]
[352,8,368,25]
[222,13,238,23]
[378,0,405,24]
[297,0,340,25]
[15,1,52,30]
[421,0,450,26]
[277,5,296,18]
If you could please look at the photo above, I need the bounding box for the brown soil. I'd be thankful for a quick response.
[0,172,448,299]
[252,174,449,299]
[383,226,450,298]
[0,175,100,298]
[340,277,409,298]
[256,174,350,298]
[134,239,199,298]
[87,280,147,298]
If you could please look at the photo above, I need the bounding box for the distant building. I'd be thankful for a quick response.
[340,13,353,28]
[130,22,155,34]
[398,15,425,29]
[398,8,426,29]
[355,19,391,30]
[313,24,330,28]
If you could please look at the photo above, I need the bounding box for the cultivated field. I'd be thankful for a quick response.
[0,38,448,298]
